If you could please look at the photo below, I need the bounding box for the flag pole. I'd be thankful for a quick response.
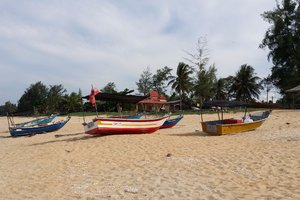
[91,84,99,118]
[95,100,99,118]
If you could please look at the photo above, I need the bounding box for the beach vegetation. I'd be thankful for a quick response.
[260,0,300,101]
[229,64,263,101]
[16,81,82,115]
[152,66,173,96]
[0,101,17,115]
[136,66,172,97]
[17,81,48,113]
[183,37,218,105]
[136,67,153,95]
[168,62,194,110]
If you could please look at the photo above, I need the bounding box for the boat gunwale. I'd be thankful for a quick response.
[10,117,71,131]
[203,117,268,127]
[93,115,169,123]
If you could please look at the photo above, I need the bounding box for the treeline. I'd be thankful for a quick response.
[0,81,83,116]
[0,82,137,116]
[136,62,267,110]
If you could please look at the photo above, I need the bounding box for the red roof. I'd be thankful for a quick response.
[138,90,167,104]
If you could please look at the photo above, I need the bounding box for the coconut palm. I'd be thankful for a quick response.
[194,65,217,102]
[214,78,227,100]
[168,62,193,109]
[230,64,262,101]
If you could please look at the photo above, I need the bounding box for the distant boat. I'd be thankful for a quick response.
[110,113,144,119]
[14,114,58,128]
[9,117,70,137]
[160,115,184,129]
[83,115,168,135]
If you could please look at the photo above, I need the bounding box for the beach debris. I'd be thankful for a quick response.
[286,122,290,125]
[124,187,138,194]
[166,153,172,157]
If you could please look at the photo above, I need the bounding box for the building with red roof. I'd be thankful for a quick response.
[138,90,180,112]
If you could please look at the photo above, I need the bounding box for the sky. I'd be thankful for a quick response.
[0,0,279,105]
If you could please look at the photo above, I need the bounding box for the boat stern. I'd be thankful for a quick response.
[83,121,99,135]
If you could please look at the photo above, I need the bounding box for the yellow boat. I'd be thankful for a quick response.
[200,101,272,135]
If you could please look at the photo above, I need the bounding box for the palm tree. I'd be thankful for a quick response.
[168,62,193,110]
[194,65,217,103]
[230,64,262,101]
[214,78,227,100]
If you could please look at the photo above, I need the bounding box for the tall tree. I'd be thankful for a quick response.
[184,37,210,71]
[223,76,235,100]
[100,82,118,112]
[17,81,48,113]
[152,66,172,96]
[0,101,17,115]
[61,89,82,113]
[260,0,300,95]
[168,62,193,109]
[46,84,67,113]
[260,74,274,102]
[102,82,117,93]
[214,78,228,100]
[136,67,153,95]
[184,37,217,104]
[194,65,217,103]
[230,64,262,101]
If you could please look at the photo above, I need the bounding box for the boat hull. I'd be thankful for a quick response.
[84,116,168,135]
[201,110,271,135]
[10,117,70,137]
[201,119,265,135]
[160,115,183,129]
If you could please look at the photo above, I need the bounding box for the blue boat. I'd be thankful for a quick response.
[15,114,59,128]
[9,117,70,137]
[160,115,184,129]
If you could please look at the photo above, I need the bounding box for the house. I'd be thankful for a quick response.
[138,90,166,112]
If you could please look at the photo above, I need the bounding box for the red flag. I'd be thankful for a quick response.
[89,87,100,107]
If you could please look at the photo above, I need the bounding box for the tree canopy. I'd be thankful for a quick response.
[17,81,48,113]
[136,67,153,95]
[16,81,82,114]
[230,64,262,101]
[260,0,300,95]
[168,62,193,109]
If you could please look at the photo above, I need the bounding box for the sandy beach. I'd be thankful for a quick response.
[0,110,300,199]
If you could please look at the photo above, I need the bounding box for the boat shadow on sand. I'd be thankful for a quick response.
[168,130,209,137]
[29,132,107,146]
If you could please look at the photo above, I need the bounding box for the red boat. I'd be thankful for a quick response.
[83,115,168,135]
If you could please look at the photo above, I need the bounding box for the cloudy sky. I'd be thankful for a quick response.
[0,0,278,105]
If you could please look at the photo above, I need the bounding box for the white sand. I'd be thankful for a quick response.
[0,110,299,199]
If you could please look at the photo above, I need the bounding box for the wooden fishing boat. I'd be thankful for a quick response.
[14,114,58,128]
[201,101,271,135]
[160,115,184,129]
[9,117,71,137]
[83,115,168,135]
